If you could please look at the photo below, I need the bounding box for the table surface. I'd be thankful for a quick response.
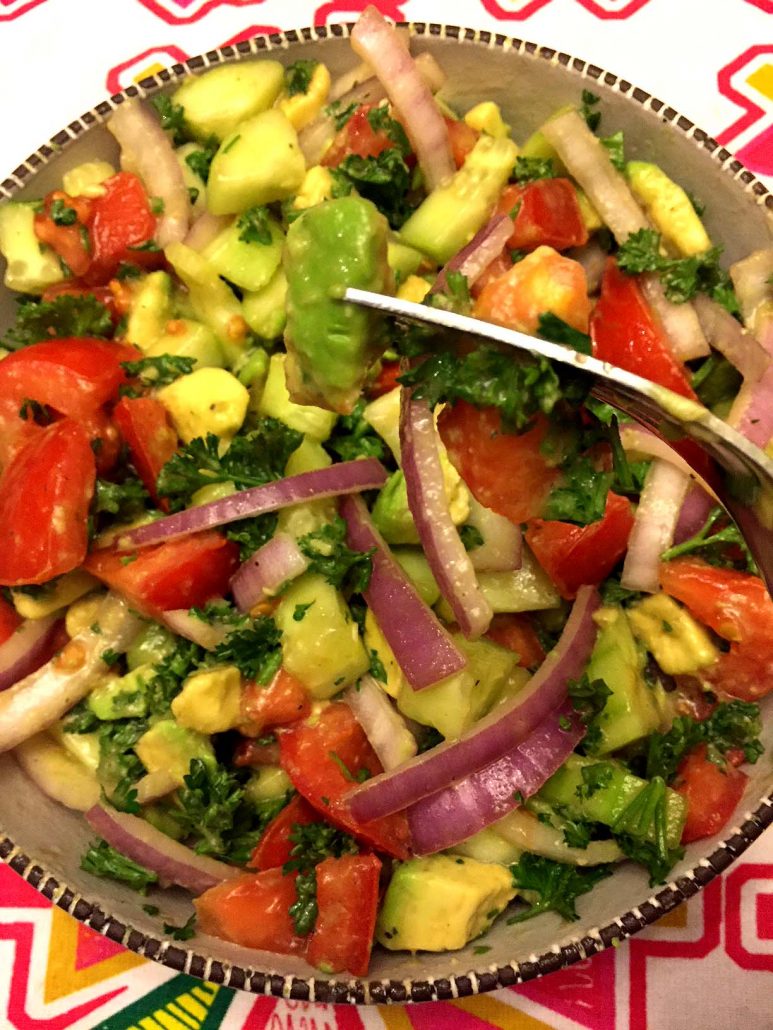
[0,1,772,1028]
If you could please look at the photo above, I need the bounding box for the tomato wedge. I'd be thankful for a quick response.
[525,492,635,599]
[84,532,240,617]
[86,172,161,284]
[0,420,96,586]
[0,338,138,420]
[438,401,558,524]
[249,795,319,871]
[322,105,397,167]
[591,259,695,398]
[307,853,382,976]
[241,668,312,736]
[113,396,178,506]
[485,613,546,669]
[0,596,22,647]
[194,869,307,954]
[278,702,411,859]
[674,743,748,844]
[495,179,588,252]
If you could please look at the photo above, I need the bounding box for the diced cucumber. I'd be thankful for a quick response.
[0,202,64,293]
[146,318,224,369]
[126,622,176,671]
[173,61,285,142]
[125,270,173,351]
[201,214,284,292]
[242,267,288,341]
[258,353,337,441]
[392,548,441,607]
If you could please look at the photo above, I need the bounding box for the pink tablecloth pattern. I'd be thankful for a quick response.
[0,1,772,1028]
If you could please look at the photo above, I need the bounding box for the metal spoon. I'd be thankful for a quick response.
[344,287,773,593]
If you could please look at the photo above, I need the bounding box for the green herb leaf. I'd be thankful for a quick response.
[185,144,217,183]
[336,147,413,229]
[299,516,374,592]
[512,156,554,183]
[163,913,197,941]
[580,89,602,132]
[151,95,188,145]
[568,674,613,754]
[210,616,282,685]
[50,198,78,226]
[537,312,592,355]
[508,853,611,922]
[325,398,390,463]
[543,456,612,525]
[225,513,279,562]
[3,294,112,350]
[81,839,158,892]
[285,59,318,97]
[237,205,273,245]
[600,131,625,171]
[121,354,195,390]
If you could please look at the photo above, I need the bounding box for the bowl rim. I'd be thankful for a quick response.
[1,18,772,1007]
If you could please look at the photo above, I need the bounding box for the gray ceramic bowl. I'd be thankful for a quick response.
[1,21,772,1006]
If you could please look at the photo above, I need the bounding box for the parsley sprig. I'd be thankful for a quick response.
[508,854,612,923]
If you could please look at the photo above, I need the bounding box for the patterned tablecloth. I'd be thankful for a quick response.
[0,1,772,1028]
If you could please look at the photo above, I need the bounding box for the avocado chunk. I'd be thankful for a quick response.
[538,754,686,850]
[201,214,284,293]
[146,318,224,370]
[134,720,214,787]
[377,855,516,951]
[626,161,711,256]
[258,353,337,441]
[11,569,97,620]
[627,593,719,676]
[242,267,288,341]
[399,134,518,264]
[171,664,244,734]
[15,732,100,812]
[586,606,666,754]
[88,664,155,721]
[372,463,469,547]
[125,622,176,671]
[158,367,249,444]
[245,765,292,803]
[0,202,65,293]
[283,195,390,414]
[275,572,369,699]
[397,635,524,739]
[284,437,332,477]
[125,270,173,351]
[173,61,285,143]
[207,109,305,215]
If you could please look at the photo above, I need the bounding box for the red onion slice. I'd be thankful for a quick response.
[408,704,583,854]
[107,99,190,247]
[0,595,142,753]
[693,294,768,383]
[730,248,773,340]
[0,616,60,693]
[673,484,715,545]
[119,459,389,549]
[341,495,466,690]
[400,391,492,639]
[230,532,309,613]
[466,494,523,573]
[347,585,600,823]
[621,460,691,593]
[183,211,231,252]
[541,109,708,359]
[162,608,230,650]
[344,676,417,771]
[727,363,773,448]
[86,803,239,894]
[432,215,514,295]
[350,6,454,191]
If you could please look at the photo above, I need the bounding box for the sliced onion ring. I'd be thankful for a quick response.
[341,495,466,690]
[162,608,230,651]
[344,676,417,771]
[347,585,600,823]
[0,616,60,693]
[400,390,492,639]
[230,532,309,613]
[118,459,389,549]
[107,99,190,247]
[86,803,239,894]
[351,6,454,191]
[693,293,768,382]
[183,211,231,251]
[408,703,583,854]
[432,214,514,295]
[621,460,691,593]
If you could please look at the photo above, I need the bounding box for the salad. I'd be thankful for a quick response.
[0,5,771,978]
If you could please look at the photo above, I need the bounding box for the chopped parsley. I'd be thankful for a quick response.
[237,205,273,245]
[568,674,613,754]
[121,354,195,390]
[508,854,612,922]
[163,914,197,941]
[337,147,414,229]
[661,505,755,572]
[580,89,602,132]
[210,616,282,685]
[612,775,683,885]
[282,821,358,936]
[368,648,387,683]
[293,602,314,622]
[537,312,592,355]
[512,155,555,182]
[225,513,279,562]
[299,516,374,593]
[542,456,612,525]
[575,761,615,799]
[325,398,390,463]
[50,198,78,226]
[285,59,318,97]
[185,144,217,183]
[3,294,112,350]
[151,95,188,145]
[601,131,625,172]
[81,839,158,892]
[458,524,485,551]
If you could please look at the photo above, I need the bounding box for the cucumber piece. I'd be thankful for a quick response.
[242,267,288,341]
[0,202,64,293]
[538,754,686,851]
[392,548,441,607]
[201,214,284,292]
[126,622,176,671]
[626,161,711,256]
[173,61,285,142]
[176,142,209,214]
[400,134,517,264]
[258,353,337,441]
[387,237,424,279]
[125,270,173,351]
[207,109,306,215]
[146,318,224,370]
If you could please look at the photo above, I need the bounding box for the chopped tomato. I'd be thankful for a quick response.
[84,532,240,617]
[113,396,178,506]
[322,105,397,167]
[0,338,138,420]
[0,393,45,475]
[438,401,558,523]
[660,559,773,700]
[368,359,402,398]
[241,668,312,736]
[79,408,122,475]
[86,173,160,284]
[0,420,95,586]
[495,179,588,252]
[525,492,635,599]
[674,743,748,844]
[445,117,478,168]
[194,869,307,955]
[307,853,381,976]
[34,190,93,279]
[249,795,319,871]
[486,613,546,669]
[0,595,22,647]
[474,244,591,334]
[471,250,513,299]
[591,259,695,398]
[278,702,411,859]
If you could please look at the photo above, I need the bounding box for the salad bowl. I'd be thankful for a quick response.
[0,19,772,1006]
